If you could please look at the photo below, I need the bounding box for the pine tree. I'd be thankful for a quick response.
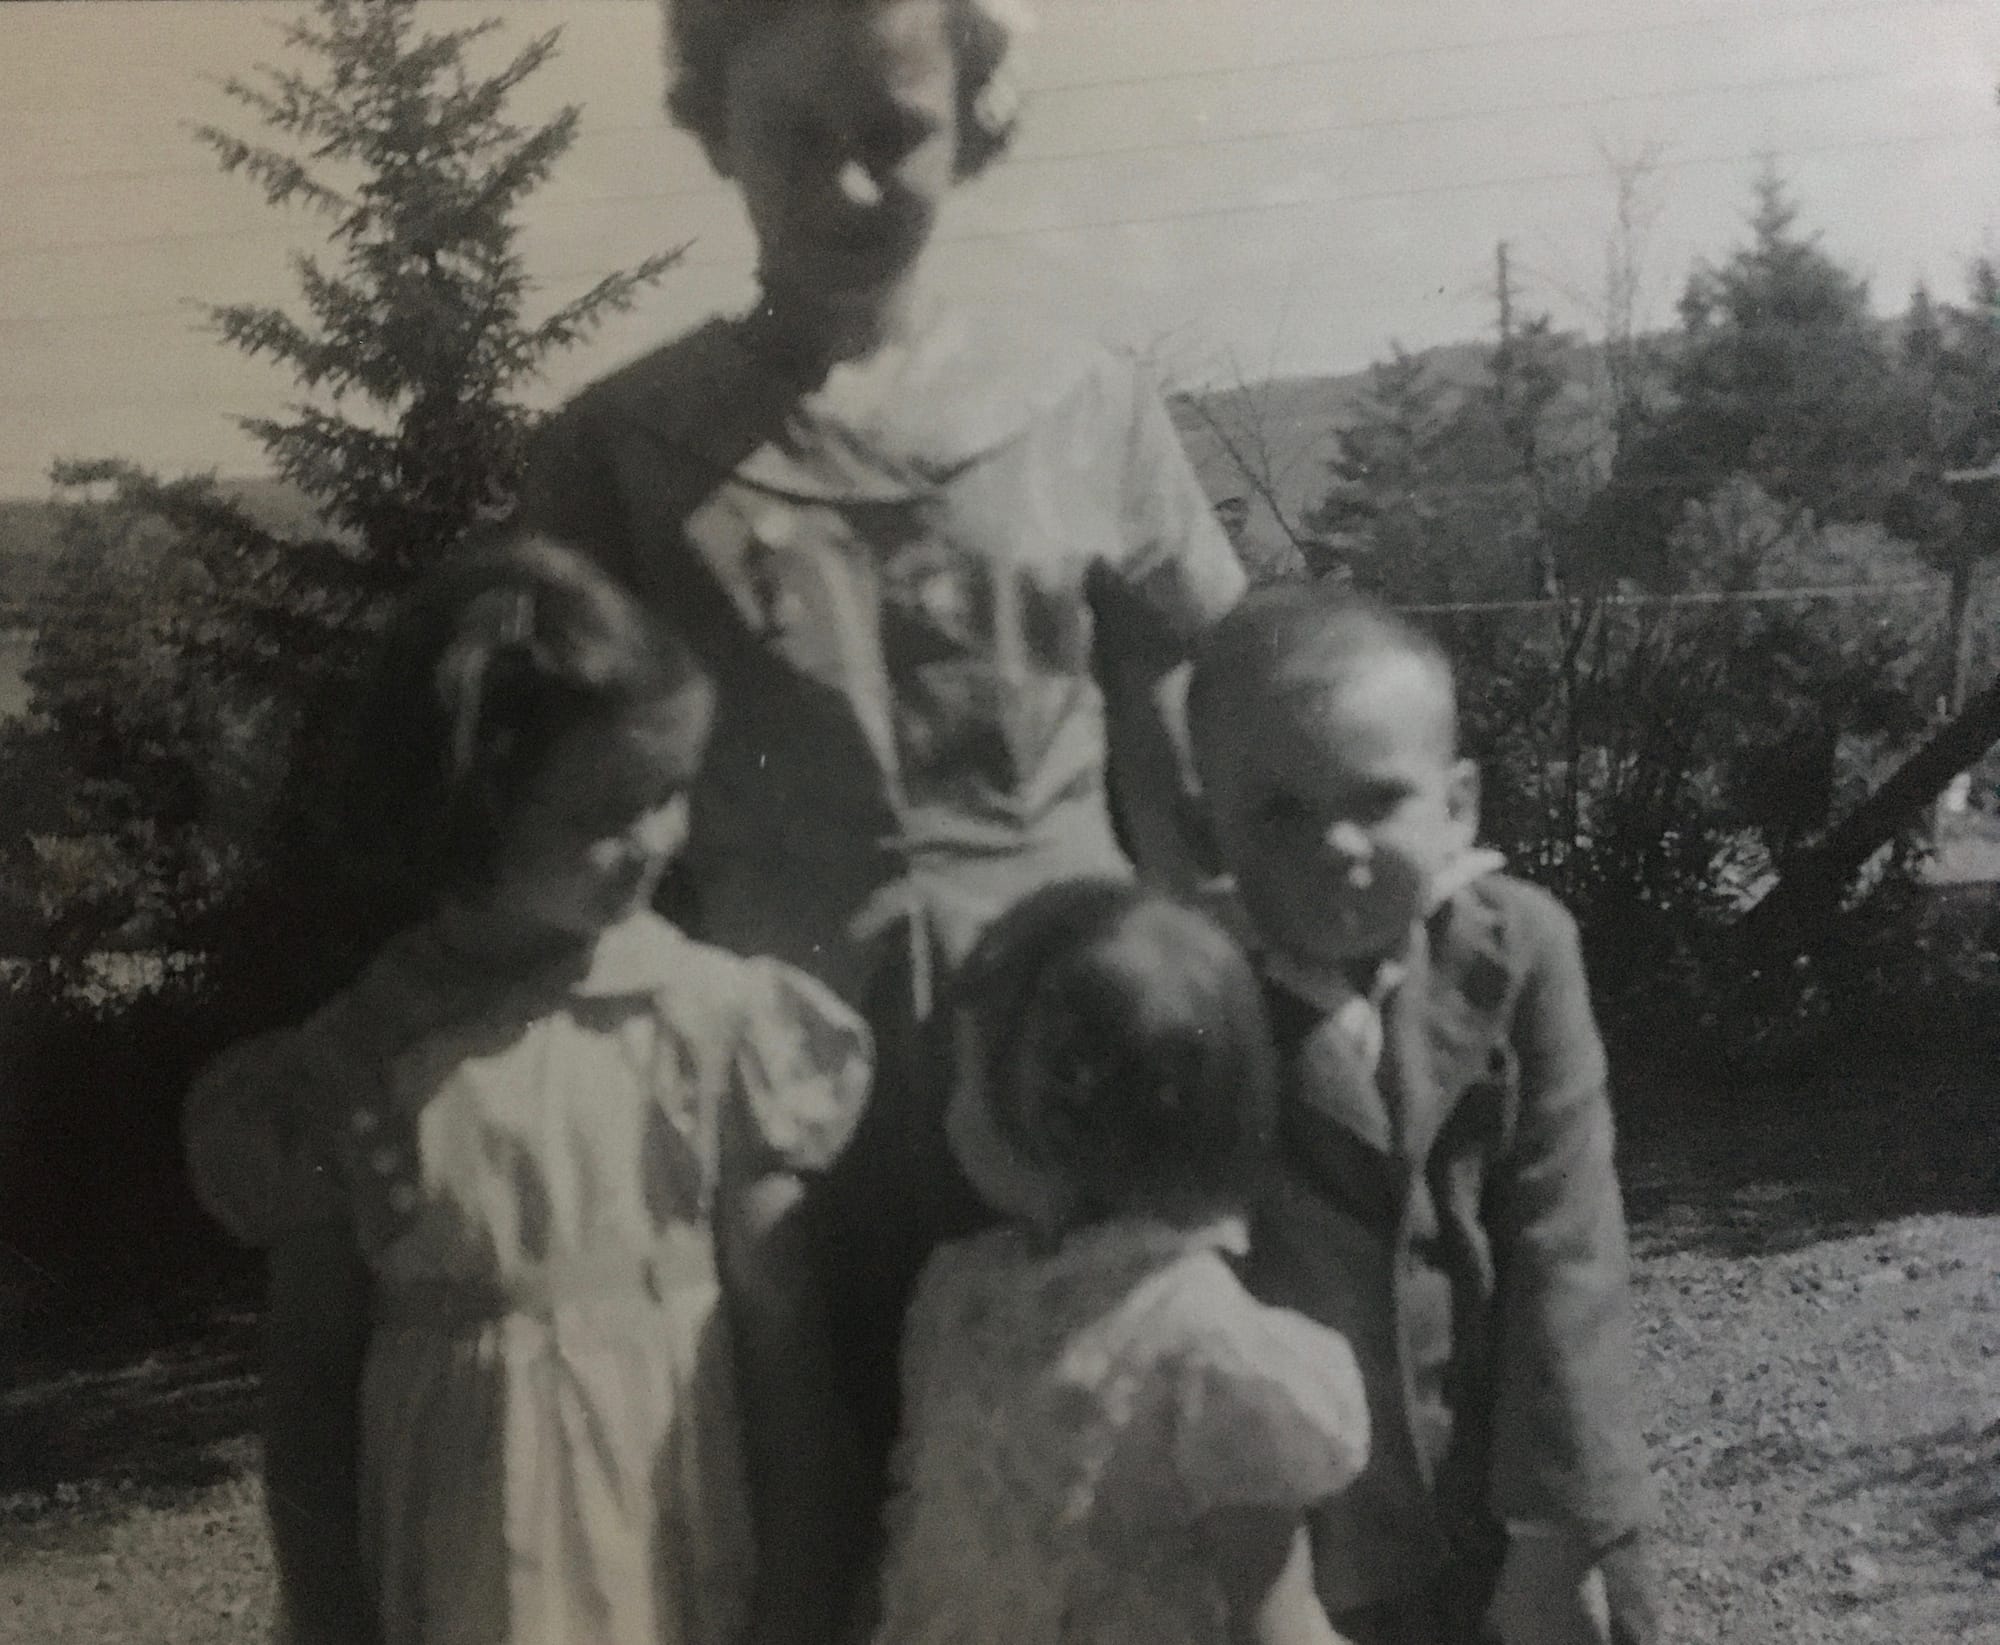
[1309,347,1449,584]
[196,0,679,572]
[1309,328,1582,606]
[13,0,679,991]
[1890,269,2000,711]
[1602,168,1903,585]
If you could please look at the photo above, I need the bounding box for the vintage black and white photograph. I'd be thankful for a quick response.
[2,2,1997,1642]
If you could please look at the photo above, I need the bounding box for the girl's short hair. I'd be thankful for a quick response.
[345,532,714,897]
[955,878,1277,1224]
[664,0,1020,181]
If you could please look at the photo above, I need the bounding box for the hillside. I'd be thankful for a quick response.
[0,341,1501,603]
[1172,339,1503,576]
[0,478,324,723]
[0,478,324,596]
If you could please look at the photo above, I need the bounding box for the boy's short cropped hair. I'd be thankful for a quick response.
[1186,580,1459,777]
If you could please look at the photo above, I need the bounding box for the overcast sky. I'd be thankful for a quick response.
[2,0,1996,494]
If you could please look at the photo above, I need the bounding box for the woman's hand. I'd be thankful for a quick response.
[1199,1511,1355,1645]
[720,1169,868,1645]
[1485,1532,1613,1645]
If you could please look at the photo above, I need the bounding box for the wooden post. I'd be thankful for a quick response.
[1940,459,1999,716]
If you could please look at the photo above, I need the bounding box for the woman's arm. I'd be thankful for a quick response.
[1095,356,1248,897]
[1202,1510,1353,1645]
[719,1168,867,1645]
[1102,651,1215,898]
[264,1224,376,1645]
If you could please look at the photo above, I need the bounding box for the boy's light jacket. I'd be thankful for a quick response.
[1247,870,1655,1611]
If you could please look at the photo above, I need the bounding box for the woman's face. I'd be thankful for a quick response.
[719,0,961,304]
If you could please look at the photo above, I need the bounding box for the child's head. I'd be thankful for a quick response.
[947,879,1276,1231]
[664,0,1021,301]
[1189,583,1478,967]
[349,533,714,937]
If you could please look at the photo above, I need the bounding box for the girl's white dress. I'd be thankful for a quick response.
[184,910,870,1645]
[873,1217,1370,1645]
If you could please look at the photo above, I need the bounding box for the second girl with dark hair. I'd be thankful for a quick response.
[871,879,1370,1645]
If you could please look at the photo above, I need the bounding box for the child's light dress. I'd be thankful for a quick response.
[873,1217,1370,1645]
[184,910,870,1645]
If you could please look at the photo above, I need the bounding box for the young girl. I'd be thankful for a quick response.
[518,0,1249,1503]
[183,536,870,1645]
[872,879,1370,1645]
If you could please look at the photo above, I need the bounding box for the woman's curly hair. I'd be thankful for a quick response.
[664,0,1022,180]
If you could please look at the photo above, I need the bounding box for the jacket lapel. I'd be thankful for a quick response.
[1387,884,1517,1168]
[1262,872,1518,1190]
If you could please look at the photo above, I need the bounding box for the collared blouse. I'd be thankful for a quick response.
[520,306,1246,1017]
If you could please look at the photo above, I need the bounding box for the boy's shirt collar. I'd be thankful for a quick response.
[1263,848,1506,1076]
[1425,846,1509,917]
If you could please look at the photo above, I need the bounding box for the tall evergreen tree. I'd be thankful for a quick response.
[1599,168,1903,586]
[196,0,678,571]
[11,0,678,995]
[1308,345,1561,605]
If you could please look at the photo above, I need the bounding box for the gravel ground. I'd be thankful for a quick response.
[4,1064,1996,1644]
[1636,1216,1999,1644]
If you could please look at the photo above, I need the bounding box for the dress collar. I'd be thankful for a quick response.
[1046,1213,1251,1271]
[568,911,687,997]
[409,908,684,1004]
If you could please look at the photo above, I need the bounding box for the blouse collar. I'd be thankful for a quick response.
[607,302,1105,501]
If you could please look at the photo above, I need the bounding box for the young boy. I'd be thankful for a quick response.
[1187,584,1657,1645]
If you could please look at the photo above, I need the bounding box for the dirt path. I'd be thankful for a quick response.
[5,1066,1996,1644]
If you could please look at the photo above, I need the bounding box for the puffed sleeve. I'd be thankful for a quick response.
[1103,359,1249,663]
[727,958,874,1179]
[181,1015,356,1247]
[1171,1296,1371,1521]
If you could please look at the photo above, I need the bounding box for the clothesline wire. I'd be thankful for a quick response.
[9,55,1908,196]
[2,118,1990,357]
[7,113,1985,272]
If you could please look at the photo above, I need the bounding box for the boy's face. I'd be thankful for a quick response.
[720,0,960,304]
[1203,653,1479,966]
